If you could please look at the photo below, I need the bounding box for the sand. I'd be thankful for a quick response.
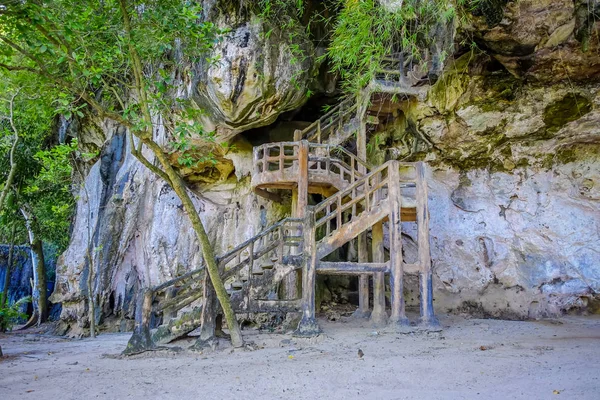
[1,314,599,399]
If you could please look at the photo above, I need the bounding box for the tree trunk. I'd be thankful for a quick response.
[143,139,244,348]
[20,208,48,324]
[0,95,19,213]
[1,223,17,307]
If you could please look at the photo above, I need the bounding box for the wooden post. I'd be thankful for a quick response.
[123,289,155,354]
[195,279,220,347]
[297,140,309,217]
[317,120,321,143]
[371,222,388,326]
[163,287,178,320]
[286,141,308,299]
[416,162,440,330]
[294,208,321,337]
[388,161,409,328]
[353,89,371,319]
[370,170,387,326]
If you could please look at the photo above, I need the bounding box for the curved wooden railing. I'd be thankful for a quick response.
[252,141,372,193]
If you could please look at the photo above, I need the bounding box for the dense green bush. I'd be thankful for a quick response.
[0,296,30,332]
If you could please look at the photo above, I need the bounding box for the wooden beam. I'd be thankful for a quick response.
[371,220,388,326]
[253,187,283,203]
[317,261,389,275]
[355,88,370,319]
[416,162,440,329]
[285,188,300,299]
[317,202,388,260]
[297,140,309,218]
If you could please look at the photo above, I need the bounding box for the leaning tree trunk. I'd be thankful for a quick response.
[20,208,48,324]
[116,0,244,348]
[142,139,244,348]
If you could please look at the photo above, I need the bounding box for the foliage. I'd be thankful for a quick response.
[0,73,76,253]
[327,0,459,94]
[23,140,78,251]
[2,1,247,344]
[0,0,225,167]
[0,296,30,332]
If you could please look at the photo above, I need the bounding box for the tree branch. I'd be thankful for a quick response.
[0,89,21,212]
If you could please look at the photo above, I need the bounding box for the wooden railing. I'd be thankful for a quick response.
[295,97,358,144]
[253,141,299,175]
[312,160,418,247]
[219,218,304,285]
[375,52,429,87]
[313,161,391,243]
[130,217,305,350]
[253,140,372,190]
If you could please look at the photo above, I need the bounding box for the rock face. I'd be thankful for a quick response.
[192,1,318,139]
[465,0,600,82]
[52,0,600,334]
[50,123,290,335]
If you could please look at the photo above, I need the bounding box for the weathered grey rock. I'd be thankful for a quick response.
[51,123,289,336]
[463,0,600,82]
[192,2,318,140]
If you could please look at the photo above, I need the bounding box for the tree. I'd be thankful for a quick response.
[0,0,244,347]
[0,73,74,325]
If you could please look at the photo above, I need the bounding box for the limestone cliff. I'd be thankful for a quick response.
[51,0,600,334]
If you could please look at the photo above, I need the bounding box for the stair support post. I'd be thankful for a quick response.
[285,140,309,299]
[294,208,321,337]
[388,161,409,328]
[194,278,220,348]
[415,162,440,330]
[353,89,371,319]
[371,221,388,326]
[123,289,155,354]
[370,168,387,326]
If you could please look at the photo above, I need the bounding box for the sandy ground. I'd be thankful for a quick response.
[0,314,599,400]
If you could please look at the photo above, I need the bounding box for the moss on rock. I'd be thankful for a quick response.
[543,94,592,133]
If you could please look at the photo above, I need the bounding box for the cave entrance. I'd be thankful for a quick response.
[239,93,342,147]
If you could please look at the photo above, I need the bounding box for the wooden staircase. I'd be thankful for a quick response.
[125,55,440,353]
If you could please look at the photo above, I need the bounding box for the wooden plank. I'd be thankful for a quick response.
[317,202,388,260]
[317,261,389,275]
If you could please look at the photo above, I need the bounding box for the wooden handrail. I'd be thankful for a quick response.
[298,97,358,143]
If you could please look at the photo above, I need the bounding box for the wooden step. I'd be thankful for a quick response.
[260,262,275,270]
[231,281,244,290]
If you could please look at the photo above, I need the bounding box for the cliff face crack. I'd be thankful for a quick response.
[231,57,247,105]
